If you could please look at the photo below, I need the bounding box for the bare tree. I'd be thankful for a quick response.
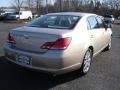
[10,0,120,17]
[109,0,120,10]
[12,0,24,11]
[26,0,34,10]
[61,0,73,11]
[71,0,83,11]
[35,0,43,14]
[60,0,62,11]
[54,0,63,11]
[46,0,48,13]
[10,0,24,20]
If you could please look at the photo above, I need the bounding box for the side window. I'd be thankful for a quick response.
[96,17,104,28]
[87,21,91,30]
[87,16,99,30]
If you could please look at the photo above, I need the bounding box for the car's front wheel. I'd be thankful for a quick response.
[80,49,92,75]
[105,37,111,51]
[17,17,20,21]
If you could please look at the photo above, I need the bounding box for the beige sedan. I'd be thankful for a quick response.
[4,12,112,75]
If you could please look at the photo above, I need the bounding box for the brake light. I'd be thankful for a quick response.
[41,37,72,50]
[7,32,16,44]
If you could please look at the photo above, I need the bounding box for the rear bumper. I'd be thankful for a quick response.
[6,57,80,75]
[3,43,81,74]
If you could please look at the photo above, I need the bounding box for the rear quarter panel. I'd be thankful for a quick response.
[61,17,91,67]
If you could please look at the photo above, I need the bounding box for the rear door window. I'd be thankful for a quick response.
[95,16,104,28]
[87,16,99,30]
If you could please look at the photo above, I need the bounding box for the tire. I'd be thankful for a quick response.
[17,17,20,21]
[80,49,92,75]
[110,24,112,28]
[105,38,111,51]
[28,17,31,20]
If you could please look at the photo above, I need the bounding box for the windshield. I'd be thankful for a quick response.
[104,15,112,18]
[13,12,19,15]
[28,15,80,29]
[0,11,5,13]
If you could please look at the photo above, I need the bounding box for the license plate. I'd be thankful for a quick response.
[16,55,31,65]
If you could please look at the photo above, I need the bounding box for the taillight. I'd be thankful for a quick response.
[41,37,72,50]
[7,32,16,44]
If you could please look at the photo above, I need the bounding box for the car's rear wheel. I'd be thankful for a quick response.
[105,37,111,51]
[80,49,92,75]
[28,17,32,20]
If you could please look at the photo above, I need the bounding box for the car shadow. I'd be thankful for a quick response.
[0,56,84,90]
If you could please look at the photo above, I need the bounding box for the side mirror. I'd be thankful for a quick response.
[105,23,112,30]
[104,21,112,30]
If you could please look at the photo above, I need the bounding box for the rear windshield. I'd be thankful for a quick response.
[28,15,80,29]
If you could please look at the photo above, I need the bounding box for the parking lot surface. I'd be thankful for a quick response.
[0,22,120,90]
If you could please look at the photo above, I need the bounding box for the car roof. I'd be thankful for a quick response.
[47,12,96,17]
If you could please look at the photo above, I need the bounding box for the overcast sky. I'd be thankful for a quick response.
[0,0,14,7]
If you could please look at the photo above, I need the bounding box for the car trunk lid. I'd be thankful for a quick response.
[10,26,71,53]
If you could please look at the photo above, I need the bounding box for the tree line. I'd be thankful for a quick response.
[11,0,120,17]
